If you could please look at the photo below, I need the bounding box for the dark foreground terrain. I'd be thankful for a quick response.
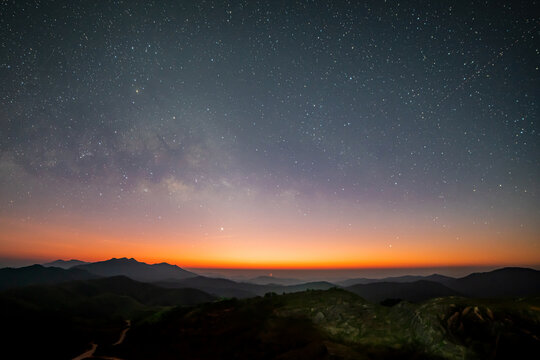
[2,281,539,359]
[101,289,540,360]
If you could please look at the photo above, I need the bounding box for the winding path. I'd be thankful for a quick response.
[72,320,131,360]
[72,343,97,360]
[113,320,131,345]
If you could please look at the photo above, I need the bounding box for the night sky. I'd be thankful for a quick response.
[1,1,538,268]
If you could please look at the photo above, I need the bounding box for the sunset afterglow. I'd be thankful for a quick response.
[1,1,538,270]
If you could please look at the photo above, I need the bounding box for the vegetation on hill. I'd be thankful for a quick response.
[106,289,540,360]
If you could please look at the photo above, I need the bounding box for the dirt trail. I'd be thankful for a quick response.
[72,343,97,360]
[113,320,131,345]
[72,319,131,360]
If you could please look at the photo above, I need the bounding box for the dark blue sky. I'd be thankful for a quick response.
[0,1,538,267]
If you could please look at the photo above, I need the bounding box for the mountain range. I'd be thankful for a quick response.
[0,264,96,290]
[338,273,455,287]
[1,259,539,303]
[1,258,539,359]
[346,279,461,302]
[72,257,197,282]
[341,267,540,301]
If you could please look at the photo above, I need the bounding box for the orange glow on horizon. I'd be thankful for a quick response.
[1,216,538,269]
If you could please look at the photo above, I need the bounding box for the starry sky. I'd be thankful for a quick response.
[0,0,539,268]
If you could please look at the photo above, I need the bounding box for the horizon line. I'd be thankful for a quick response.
[2,256,540,271]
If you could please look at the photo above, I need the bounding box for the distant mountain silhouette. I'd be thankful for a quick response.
[43,259,89,269]
[346,280,460,302]
[157,276,335,298]
[0,264,96,290]
[445,267,540,298]
[341,267,540,301]
[184,267,540,301]
[338,274,455,287]
[73,257,196,282]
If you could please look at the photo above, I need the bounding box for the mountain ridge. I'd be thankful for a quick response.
[0,264,96,290]
[73,257,197,282]
[3,260,539,301]
[346,279,461,302]
[43,259,89,269]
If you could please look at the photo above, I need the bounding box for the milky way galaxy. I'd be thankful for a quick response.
[0,1,538,268]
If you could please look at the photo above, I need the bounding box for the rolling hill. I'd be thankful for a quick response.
[0,275,215,359]
[340,267,540,299]
[445,267,540,298]
[0,264,96,290]
[157,276,336,298]
[346,280,461,302]
[338,274,456,287]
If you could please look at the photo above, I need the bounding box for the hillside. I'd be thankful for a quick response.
[446,267,540,298]
[1,265,539,359]
[103,288,540,360]
[0,276,215,359]
[157,276,336,298]
[0,264,96,290]
[339,267,540,299]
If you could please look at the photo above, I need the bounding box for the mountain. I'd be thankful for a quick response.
[339,274,456,287]
[0,264,96,290]
[446,267,540,298]
[74,257,197,282]
[343,268,540,302]
[346,280,461,302]
[43,259,89,268]
[157,276,335,298]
